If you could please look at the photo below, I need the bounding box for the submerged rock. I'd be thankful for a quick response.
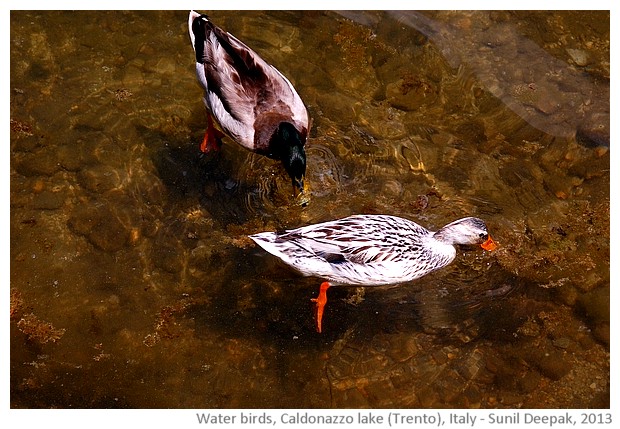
[15,149,60,177]
[578,286,610,324]
[77,164,123,194]
[32,190,66,210]
[566,48,590,66]
[68,202,130,252]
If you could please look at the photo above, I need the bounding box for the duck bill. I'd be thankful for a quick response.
[293,176,311,206]
[292,176,306,196]
[481,235,497,251]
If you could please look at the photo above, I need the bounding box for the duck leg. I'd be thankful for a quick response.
[200,112,225,153]
[311,281,331,333]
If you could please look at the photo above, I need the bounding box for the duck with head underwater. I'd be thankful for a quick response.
[188,11,310,197]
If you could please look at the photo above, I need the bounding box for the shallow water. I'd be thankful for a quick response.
[10,10,609,408]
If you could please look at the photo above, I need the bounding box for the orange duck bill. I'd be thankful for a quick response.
[481,234,497,251]
[310,282,331,333]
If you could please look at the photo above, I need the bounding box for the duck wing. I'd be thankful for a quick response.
[277,215,430,266]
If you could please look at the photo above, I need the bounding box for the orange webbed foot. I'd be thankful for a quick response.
[311,282,331,333]
[200,114,225,153]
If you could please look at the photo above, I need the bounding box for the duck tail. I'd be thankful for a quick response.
[188,11,214,59]
[188,11,201,47]
[249,232,289,261]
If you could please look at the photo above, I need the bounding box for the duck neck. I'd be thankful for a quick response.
[425,232,457,261]
[272,122,306,183]
[432,227,452,244]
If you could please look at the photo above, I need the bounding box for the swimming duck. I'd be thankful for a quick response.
[188,11,310,196]
[250,215,497,332]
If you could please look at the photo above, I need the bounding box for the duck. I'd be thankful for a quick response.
[250,214,497,332]
[188,11,310,196]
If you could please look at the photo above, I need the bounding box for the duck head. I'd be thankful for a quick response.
[274,122,307,196]
[433,217,497,251]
